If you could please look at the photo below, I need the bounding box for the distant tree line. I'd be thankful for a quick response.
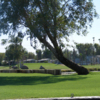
[63,43,100,62]
[1,42,100,66]
[0,49,55,65]
[0,53,5,65]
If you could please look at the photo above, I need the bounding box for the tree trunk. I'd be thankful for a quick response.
[39,38,89,75]
[56,55,89,75]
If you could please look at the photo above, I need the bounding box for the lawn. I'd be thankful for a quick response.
[0,66,9,70]
[0,63,69,70]
[24,63,69,69]
[24,63,100,69]
[0,63,100,70]
[84,64,100,69]
[0,72,100,99]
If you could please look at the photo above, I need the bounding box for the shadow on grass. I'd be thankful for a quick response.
[0,74,87,86]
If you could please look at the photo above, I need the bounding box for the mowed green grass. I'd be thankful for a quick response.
[24,63,69,69]
[0,66,9,69]
[1,63,100,70]
[0,72,100,99]
[23,63,100,69]
[84,64,100,68]
[0,63,68,70]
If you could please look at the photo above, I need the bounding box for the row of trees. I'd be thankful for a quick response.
[36,49,56,60]
[0,53,5,65]
[2,37,100,65]
[1,32,100,64]
[64,43,100,61]
[76,43,100,61]
[0,49,55,65]
[0,35,56,64]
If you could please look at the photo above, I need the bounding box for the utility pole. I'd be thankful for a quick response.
[93,37,95,65]
[98,39,100,64]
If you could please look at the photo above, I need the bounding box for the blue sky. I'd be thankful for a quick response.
[70,0,100,44]
[0,0,100,53]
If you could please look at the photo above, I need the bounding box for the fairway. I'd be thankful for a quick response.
[24,63,69,69]
[24,63,100,69]
[0,72,100,99]
[1,63,100,70]
[0,63,69,70]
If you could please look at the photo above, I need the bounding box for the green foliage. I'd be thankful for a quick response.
[76,43,94,60]
[1,35,26,61]
[22,51,36,60]
[21,50,28,60]
[63,49,78,61]
[1,39,7,45]
[42,49,53,59]
[0,53,5,65]
[76,43,100,62]
[27,52,35,59]
[36,49,42,60]
[5,44,23,61]
[0,0,98,73]
[63,49,72,59]
[94,43,100,55]
[0,0,97,50]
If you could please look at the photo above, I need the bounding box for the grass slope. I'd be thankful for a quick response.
[0,63,68,70]
[1,63,100,70]
[25,63,100,69]
[24,63,68,69]
[0,66,9,69]
[0,72,100,99]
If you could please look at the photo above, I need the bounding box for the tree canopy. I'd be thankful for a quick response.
[0,0,97,49]
[36,49,42,60]
[76,43,94,59]
[0,0,98,75]
[1,35,25,61]
[0,53,5,65]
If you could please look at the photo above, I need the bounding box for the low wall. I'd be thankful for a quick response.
[0,69,61,75]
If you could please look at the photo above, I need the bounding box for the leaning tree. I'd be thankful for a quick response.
[0,0,98,74]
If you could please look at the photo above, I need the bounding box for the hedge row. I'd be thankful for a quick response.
[0,69,61,75]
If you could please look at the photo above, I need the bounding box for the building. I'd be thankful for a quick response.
[23,59,35,63]
[74,55,100,65]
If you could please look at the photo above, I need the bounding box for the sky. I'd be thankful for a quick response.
[0,0,100,53]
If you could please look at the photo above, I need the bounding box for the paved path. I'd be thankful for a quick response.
[61,71,100,75]
[61,72,76,75]
[6,96,100,100]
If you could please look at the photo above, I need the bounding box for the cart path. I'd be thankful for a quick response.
[6,96,100,100]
